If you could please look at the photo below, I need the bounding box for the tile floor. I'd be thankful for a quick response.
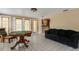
[0,33,79,51]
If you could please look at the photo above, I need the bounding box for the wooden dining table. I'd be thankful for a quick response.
[9,31,32,49]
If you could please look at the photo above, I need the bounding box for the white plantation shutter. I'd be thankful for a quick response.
[0,17,1,28]
[24,20,31,31]
[16,18,22,31]
[2,17,9,33]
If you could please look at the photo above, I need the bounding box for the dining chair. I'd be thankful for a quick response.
[0,28,15,43]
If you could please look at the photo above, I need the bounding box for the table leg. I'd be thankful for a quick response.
[11,36,29,50]
[11,41,19,50]
[9,39,11,43]
[23,42,29,48]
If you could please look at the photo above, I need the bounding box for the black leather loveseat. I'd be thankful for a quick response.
[45,29,79,48]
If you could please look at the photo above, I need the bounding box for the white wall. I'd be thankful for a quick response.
[49,9,79,31]
[11,17,16,31]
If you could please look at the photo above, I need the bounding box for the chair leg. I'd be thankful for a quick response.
[9,39,11,43]
[0,38,3,42]
[2,39,5,43]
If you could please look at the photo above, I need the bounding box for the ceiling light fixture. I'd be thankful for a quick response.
[31,8,37,12]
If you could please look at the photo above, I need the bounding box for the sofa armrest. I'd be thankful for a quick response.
[71,33,79,39]
[45,30,49,34]
[70,33,79,48]
[70,33,79,42]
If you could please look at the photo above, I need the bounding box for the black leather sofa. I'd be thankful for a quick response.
[45,29,79,48]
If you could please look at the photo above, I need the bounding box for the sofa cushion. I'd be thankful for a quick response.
[48,29,57,34]
[57,29,67,37]
[66,30,77,35]
[57,29,77,38]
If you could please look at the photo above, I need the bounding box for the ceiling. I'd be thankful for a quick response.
[0,8,75,18]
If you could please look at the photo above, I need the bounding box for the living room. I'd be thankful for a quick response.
[0,8,79,51]
[0,0,79,59]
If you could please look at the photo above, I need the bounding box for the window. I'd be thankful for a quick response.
[0,16,11,33]
[16,18,22,31]
[24,20,31,31]
[0,16,39,33]
[0,17,1,28]
[2,17,9,33]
